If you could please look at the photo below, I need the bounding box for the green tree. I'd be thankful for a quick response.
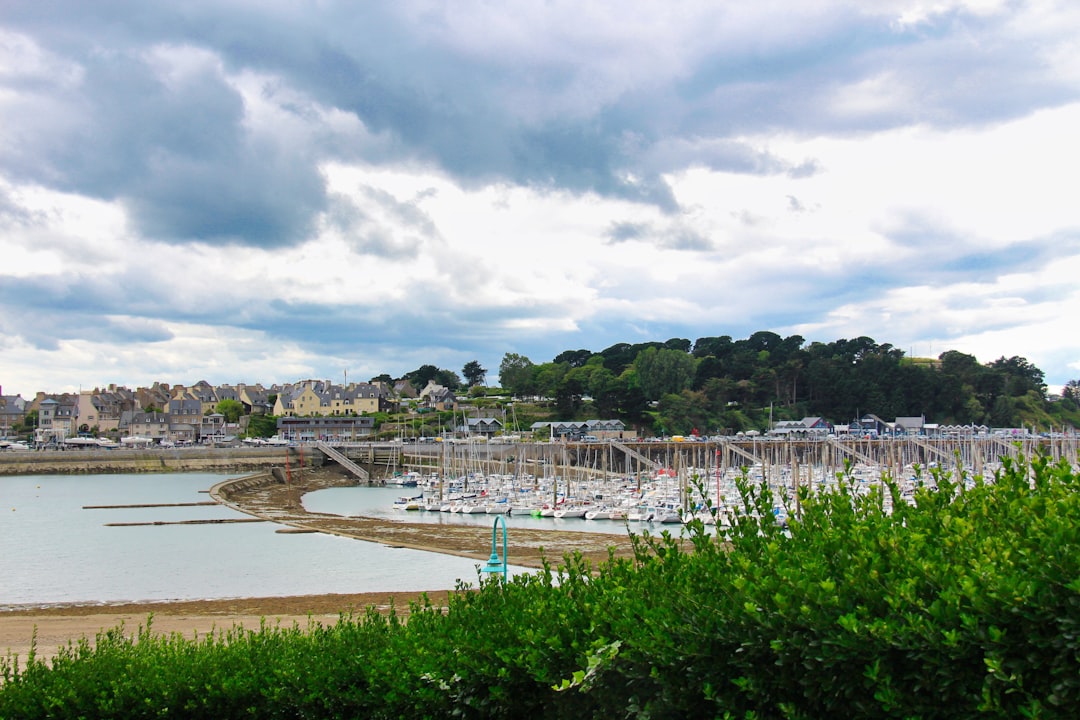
[633,346,697,401]
[663,337,693,353]
[691,334,734,359]
[215,399,244,423]
[1063,379,1080,402]
[16,409,38,436]
[405,365,440,389]
[552,349,593,368]
[498,353,536,396]
[435,369,462,390]
[533,362,568,399]
[987,355,1046,398]
[554,376,584,418]
[657,389,710,435]
[462,360,487,387]
[597,342,641,374]
[246,414,278,438]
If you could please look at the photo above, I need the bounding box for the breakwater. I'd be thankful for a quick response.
[0,446,319,476]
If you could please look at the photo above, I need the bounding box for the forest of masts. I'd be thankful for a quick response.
[391,435,1079,488]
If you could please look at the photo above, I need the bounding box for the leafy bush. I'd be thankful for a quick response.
[3,455,1078,718]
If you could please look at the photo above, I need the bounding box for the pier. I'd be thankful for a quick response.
[318,435,1079,483]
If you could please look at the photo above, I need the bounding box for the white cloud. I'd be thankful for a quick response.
[1,0,1080,398]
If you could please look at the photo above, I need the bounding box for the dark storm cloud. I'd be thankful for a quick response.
[4,0,1078,254]
[0,275,127,319]
[2,41,326,248]
[1,2,1078,396]
[0,277,175,352]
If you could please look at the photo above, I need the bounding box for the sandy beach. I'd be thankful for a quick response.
[1,591,454,666]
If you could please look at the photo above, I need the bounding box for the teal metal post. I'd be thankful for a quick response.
[480,514,508,581]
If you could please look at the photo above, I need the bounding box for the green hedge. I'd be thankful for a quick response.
[3,454,1078,718]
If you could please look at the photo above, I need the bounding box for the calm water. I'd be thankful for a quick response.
[0,473,521,608]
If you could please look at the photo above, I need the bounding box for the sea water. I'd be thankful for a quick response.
[0,473,503,608]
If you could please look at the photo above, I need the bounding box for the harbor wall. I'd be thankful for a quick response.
[0,447,321,476]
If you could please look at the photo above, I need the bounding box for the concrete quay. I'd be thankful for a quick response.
[0,446,306,476]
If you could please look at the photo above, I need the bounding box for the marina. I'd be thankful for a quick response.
[3,435,1077,608]
[324,434,1080,527]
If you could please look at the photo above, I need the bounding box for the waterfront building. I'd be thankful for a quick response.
[457,417,504,438]
[530,419,634,441]
[0,388,26,437]
[770,417,832,437]
[129,411,169,441]
[277,415,376,442]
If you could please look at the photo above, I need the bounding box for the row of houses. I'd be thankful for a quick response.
[530,420,634,441]
[768,414,1002,438]
[0,378,462,445]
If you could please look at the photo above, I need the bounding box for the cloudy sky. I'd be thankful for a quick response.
[2,0,1078,398]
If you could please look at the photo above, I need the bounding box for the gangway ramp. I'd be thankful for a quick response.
[826,438,877,467]
[716,439,764,469]
[610,440,661,472]
[989,436,1023,461]
[910,437,955,464]
[315,441,370,481]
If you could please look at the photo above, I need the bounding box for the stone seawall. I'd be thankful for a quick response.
[0,447,322,476]
[212,470,282,501]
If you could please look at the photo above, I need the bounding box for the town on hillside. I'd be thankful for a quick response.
[0,374,1068,451]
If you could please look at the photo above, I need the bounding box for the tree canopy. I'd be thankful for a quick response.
[494,332,1078,434]
[462,360,486,387]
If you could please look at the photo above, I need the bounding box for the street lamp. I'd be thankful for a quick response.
[480,514,508,581]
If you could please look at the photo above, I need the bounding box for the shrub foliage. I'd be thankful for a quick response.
[3,454,1079,718]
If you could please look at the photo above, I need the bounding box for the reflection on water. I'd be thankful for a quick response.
[1,473,502,607]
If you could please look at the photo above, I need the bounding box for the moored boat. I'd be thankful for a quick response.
[553,504,588,519]
[392,494,423,511]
